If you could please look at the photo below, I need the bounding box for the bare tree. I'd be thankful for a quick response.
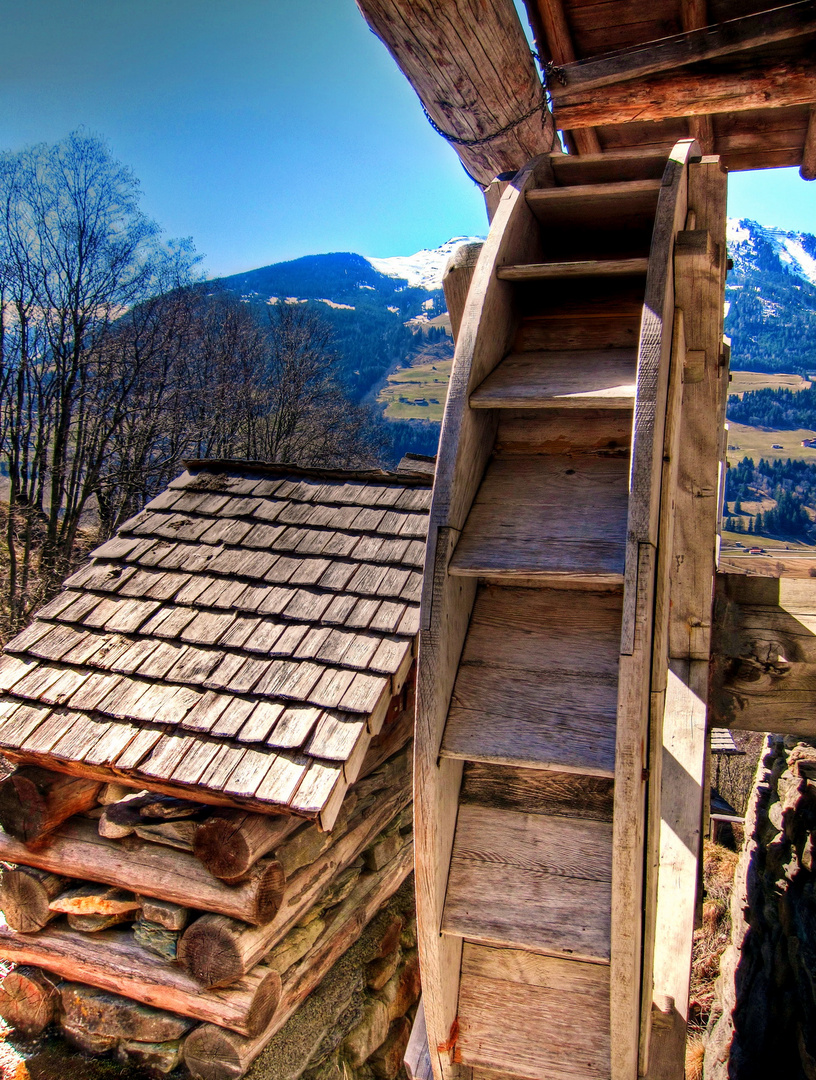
[0,131,198,627]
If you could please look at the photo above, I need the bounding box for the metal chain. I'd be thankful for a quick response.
[418,96,548,149]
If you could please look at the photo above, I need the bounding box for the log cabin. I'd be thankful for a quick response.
[350,3,816,1080]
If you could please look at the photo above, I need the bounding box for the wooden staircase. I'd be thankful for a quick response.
[415,145,728,1080]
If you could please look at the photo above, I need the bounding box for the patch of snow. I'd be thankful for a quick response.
[284,297,307,305]
[386,305,400,314]
[318,298,355,310]
[723,300,731,318]
[358,284,376,290]
[727,216,816,287]
[422,298,434,311]
[366,236,485,290]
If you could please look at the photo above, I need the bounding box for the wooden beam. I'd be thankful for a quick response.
[709,574,816,734]
[554,64,816,128]
[524,0,602,154]
[354,0,557,187]
[552,0,816,96]
[802,103,816,178]
[689,116,715,155]
[681,1,716,155]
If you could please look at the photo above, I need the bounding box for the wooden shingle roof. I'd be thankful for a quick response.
[0,461,431,827]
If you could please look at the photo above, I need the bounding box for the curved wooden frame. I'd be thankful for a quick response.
[415,153,556,1080]
[610,138,698,1079]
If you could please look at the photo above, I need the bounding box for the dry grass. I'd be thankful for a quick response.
[688,841,740,1035]
[686,1034,705,1080]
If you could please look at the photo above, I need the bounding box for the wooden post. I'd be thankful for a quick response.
[802,104,816,180]
[442,244,483,343]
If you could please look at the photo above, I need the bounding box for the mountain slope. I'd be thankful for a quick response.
[725,219,816,375]
[216,248,465,402]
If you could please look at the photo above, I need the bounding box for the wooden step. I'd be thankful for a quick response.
[442,804,612,961]
[461,762,613,824]
[449,455,628,582]
[526,179,661,230]
[440,586,620,775]
[457,942,610,1080]
[470,350,636,409]
[497,258,648,281]
[549,148,667,186]
[514,276,643,352]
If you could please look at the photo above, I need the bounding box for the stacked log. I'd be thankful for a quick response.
[0,722,414,1079]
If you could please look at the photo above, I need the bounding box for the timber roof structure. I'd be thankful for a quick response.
[0,460,430,826]
[526,0,816,172]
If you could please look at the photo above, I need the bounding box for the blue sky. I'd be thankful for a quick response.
[0,0,813,278]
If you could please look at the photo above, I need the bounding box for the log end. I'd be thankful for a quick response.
[0,966,59,1037]
[194,818,253,883]
[183,1023,247,1080]
[178,917,246,989]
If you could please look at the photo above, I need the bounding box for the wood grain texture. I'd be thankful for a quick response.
[457,942,610,1080]
[554,64,816,128]
[0,815,283,924]
[183,836,413,1080]
[461,762,613,821]
[443,804,611,960]
[442,585,620,774]
[415,156,553,1080]
[550,1,816,95]
[498,258,649,280]
[645,660,708,1080]
[611,141,694,1080]
[0,923,280,1036]
[470,350,636,410]
[354,0,557,186]
[449,455,629,582]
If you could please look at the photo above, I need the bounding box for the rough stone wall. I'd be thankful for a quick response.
[705,735,816,1080]
[246,877,420,1080]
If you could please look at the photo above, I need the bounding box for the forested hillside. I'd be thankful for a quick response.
[728,385,816,429]
[724,457,816,540]
[725,220,816,375]
[217,252,450,402]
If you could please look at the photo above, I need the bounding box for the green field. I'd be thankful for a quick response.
[728,371,811,397]
[378,357,452,421]
[725,422,816,465]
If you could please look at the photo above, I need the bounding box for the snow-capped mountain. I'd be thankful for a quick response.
[724,218,816,374]
[366,236,484,290]
[727,218,816,287]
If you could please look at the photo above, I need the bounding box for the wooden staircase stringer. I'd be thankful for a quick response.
[610,138,698,1080]
[640,155,729,1080]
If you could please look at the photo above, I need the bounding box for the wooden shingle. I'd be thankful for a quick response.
[0,459,430,817]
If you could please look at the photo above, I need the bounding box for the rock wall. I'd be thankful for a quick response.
[705,735,816,1080]
[247,877,420,1080]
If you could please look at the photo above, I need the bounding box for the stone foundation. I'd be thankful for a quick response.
[705,735,816,1080]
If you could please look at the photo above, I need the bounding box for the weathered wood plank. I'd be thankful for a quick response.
[443,804,611,961]
[457,943,610,1080]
